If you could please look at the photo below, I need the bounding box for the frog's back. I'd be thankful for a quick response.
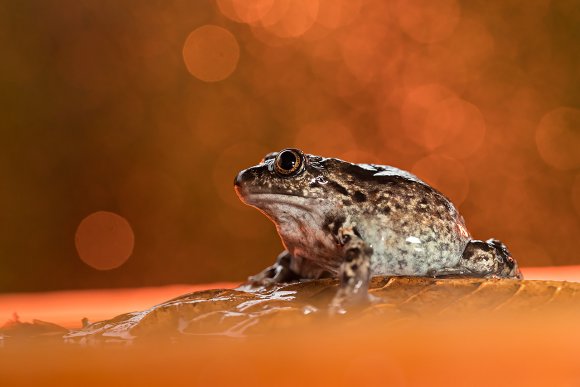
[343,162,471,276]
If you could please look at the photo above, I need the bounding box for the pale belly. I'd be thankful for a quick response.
[358,216,470,276]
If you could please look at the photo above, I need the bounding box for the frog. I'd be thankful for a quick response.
[234,148,522,312]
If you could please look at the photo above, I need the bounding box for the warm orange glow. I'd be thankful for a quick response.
[234,0,274,24]
[0,283,236,328]
[573,175,580,217]
[249,0,320,39]
[2,10,580,387]
[401,83,456,146]
[182,25,240,82]
[315,0,362,30]
[395,0,461,43]
[213,142,269,208]
[269,0,319,38]
[428,97,486,159]
[118,171,184,229]
[507,238,552,267]
[399,83,486,159]
[1,0,579,292]
[5,315,580,386]
[75,211,135,270]
[411,155,469,205]
[294,120,356,160]
[340,23,392,84]
[535,107,580,170]
[215,0,243,23]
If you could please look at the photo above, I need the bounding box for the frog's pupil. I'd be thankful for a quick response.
[279,151,297,171]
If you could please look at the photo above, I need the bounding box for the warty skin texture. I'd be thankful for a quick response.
[234,149,521,285]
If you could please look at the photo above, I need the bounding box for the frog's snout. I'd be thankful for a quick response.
[234,170,244,187]
[234,166,261,188]
[234,168,254,199]
[234,170,247,202]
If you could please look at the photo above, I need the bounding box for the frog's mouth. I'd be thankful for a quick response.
[236,192,317,214]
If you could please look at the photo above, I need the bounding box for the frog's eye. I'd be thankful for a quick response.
[274,148,304,177]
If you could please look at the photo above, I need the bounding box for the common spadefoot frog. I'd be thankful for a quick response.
[234,149,522,311]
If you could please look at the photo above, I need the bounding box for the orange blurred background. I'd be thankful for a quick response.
[0,0,579,293]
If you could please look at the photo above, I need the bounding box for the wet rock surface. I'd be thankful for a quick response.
[59,277,580,343]
[4,276,580,386]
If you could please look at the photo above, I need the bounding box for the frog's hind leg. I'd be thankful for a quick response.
[433,239,522,279]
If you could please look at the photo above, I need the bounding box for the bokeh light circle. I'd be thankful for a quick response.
[217,0,274,24]
[259,0,319,38]
[182,25,240,82]
[75,211,135,270]
[395,0,461,43]
[401,84,455,138]
[401,84,486,159]
[535,107,580,170]
[233,0,274,24]
[425,97,486,159]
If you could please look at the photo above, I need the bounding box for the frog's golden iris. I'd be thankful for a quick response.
[274,148,305,177]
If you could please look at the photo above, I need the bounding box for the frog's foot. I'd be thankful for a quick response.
[433,239,522,279]
[329,223,373,315]
[245,250,301,287]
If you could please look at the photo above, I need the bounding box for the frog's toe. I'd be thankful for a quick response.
[246,273,276,288]
[246,268,292,288]
[244,251,302,287]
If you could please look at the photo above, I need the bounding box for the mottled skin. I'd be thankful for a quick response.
[235,149,522,311]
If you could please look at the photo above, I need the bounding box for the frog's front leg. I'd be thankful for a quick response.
[246,250,301,286]
[329,223,373,314]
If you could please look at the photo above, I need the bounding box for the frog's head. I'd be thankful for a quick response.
[234,148,332,214]
[234,148,359,255]
[234,148,420,224]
